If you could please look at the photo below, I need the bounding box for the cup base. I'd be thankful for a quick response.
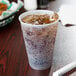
[29,62,51,70]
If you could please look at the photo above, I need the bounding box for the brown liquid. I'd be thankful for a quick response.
[21,13,58,25]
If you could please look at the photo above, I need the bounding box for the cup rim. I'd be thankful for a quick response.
[19,10,59,27]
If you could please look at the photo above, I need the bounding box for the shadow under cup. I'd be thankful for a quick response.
[19,10,59,70]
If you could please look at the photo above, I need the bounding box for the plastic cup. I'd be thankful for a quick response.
[19,10,59,70]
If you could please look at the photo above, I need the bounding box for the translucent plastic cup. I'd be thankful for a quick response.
[19,10,59,70]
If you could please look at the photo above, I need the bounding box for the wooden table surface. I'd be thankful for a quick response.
[0,5,51,76]
[0,0,76,76]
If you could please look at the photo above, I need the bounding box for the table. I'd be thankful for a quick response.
[0,6,51,76]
